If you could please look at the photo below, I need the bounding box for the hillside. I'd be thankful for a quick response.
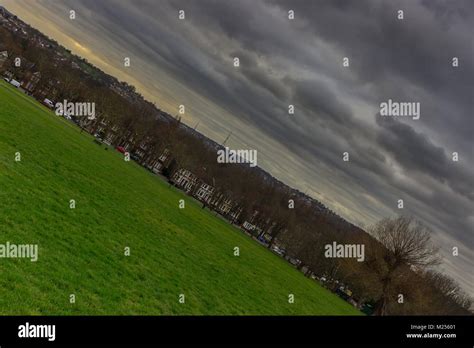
[0,80,361,315]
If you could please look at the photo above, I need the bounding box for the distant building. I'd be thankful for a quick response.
[171,168,199,193]
[21,71,41,93]
[228,206,243,223]
[148,148,173,174]
[133,148,146,160]
[117,130,138,151]
[158,148,171,163]
[93,118,110,138]
[103,124,121,145]
[217,196,233,215]
[194,182,215,204]
[138,137,152,152]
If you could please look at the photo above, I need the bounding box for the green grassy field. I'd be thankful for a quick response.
[0,80,361,315]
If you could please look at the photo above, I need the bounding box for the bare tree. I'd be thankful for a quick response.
[367,216,441,315]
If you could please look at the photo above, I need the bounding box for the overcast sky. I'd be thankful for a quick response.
[2,0,472,296]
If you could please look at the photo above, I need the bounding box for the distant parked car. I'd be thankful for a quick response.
[3,77,10,82]
[288,257,301,266]
[336,287,351,301]
[93,133,104,142]
[43,98,55,109]
[115,146,126,154]
[361,303,375,315]
[271,245,286,257]
[9,79,21,88]
[257,236,269,247]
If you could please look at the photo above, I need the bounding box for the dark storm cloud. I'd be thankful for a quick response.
[270,0,474,140]
[376,116,474,200]
[2,0,472,293]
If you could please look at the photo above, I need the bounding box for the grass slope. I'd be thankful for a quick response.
[0,81,361,315]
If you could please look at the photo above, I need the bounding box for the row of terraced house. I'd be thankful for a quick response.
[79,116,245,225]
